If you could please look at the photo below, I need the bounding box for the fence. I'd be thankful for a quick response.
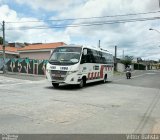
[0,57,48,75]
[134,63,146,70]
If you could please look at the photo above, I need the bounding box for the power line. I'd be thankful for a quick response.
[5,10,160,23]
[5,16,160,30]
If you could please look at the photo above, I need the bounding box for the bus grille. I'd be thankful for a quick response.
[51,70,67,81]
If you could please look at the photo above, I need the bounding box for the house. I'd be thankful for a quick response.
[0,42,66,60]
[18,42,66,60]
[0,45,19,58]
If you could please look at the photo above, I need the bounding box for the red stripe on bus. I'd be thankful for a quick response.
[91,72,94,79]
[100,65,104,78]
[88,73,90,80]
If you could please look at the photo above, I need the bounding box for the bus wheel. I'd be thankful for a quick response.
[79,77,86,88]
[103,74,107,83]
[52,83,59,88]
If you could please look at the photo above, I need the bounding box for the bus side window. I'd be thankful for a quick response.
[80,54,86,64]
[80,49,95,63]
[86,54,92,63]
[81,48,88,64]
[81,54,92,63]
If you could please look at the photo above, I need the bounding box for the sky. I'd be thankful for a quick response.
[0,0,160,60]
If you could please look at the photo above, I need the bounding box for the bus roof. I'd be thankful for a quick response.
[60,45,112,55]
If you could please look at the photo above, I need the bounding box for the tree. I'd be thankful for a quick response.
[120,55,134,67]
[0,36,3,45]
[124,55,134,61]
[137,57,143,63]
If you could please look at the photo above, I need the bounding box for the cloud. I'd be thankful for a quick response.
[0,4,71,43]
[0,5,17,21]
[14,0,83,12]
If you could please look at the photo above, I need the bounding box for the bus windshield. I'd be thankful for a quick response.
[49,47,82,65]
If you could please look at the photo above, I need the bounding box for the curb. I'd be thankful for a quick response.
[0,71,45,78]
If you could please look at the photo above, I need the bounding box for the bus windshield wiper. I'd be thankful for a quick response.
[49,59,60,62]
[49,60,61,64]
[60,59,70,62]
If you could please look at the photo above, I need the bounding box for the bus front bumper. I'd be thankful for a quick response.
[46,70,81,85]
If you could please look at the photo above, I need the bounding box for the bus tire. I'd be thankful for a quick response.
[103,74,107,83]
[52,83,59,88]
[79,77,86,88]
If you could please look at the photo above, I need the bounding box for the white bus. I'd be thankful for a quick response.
[46,45,114,88]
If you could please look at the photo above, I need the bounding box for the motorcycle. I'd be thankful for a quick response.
[126,71,131,79]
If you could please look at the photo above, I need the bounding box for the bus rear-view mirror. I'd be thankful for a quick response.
[83,49,87,55]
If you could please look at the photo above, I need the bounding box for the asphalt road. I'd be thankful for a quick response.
[0,70,160,134]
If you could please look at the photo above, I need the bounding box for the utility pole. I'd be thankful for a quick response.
[98,40,100,48]
[114,46,117,71]
[159,0,160,8]
[2,21,6,74]
[122,50,124,59]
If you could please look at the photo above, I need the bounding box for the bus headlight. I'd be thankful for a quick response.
[68,70,78,75]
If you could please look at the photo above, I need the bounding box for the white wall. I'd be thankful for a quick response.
[20,51,51,60]
[117,63,125,72]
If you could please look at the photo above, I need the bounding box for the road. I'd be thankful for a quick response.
[0,70,160,133]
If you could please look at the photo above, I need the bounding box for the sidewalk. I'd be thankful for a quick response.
[0,71,45,81]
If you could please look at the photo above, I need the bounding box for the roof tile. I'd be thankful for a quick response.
[0,45,18,52]
[18,42,66,51]
[0,42,66,53]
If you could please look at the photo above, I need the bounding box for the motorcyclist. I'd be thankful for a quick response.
[125,66,131,79]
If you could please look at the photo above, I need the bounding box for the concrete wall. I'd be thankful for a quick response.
[0,57,48,75]
[20,51,51,60]
[130,64,134,71]
[117,63,125,72]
